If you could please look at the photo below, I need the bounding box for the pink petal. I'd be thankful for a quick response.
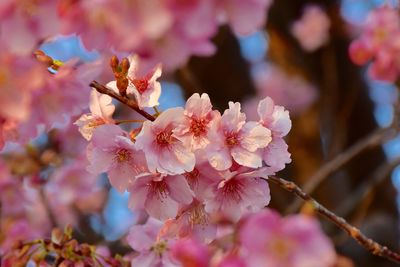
[231,146,263,168]
[168,175,194,205]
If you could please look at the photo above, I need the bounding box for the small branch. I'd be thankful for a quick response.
[267,176,400,264]
[90,81,155,122]
[335,157,400,218]
[115,119,145,125]
[287,127,395,213]
[39,188,58,229]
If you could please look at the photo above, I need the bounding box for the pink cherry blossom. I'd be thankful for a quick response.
[291,5,331,52]
[58,0,172,52]
[176,93,221,150]
[244,63,317,115]
[349,6,400,82]
[206,102,271,170]
[203,166,270,222]
[166,199,216,243]
[216,255,247,267]
[170,237,210,267]
[135,108,195,174]
[0,0,60,55]
[257,97,291,174]
[87,124,147,193]
[217,0,273,35]
[75,89,115,140]
[128,172,193,221]
[127,218,178,267]
[239,209,336,267]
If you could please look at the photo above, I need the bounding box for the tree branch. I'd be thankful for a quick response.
[287,127,396,213]
[267,176,400,264]
[334,157,400,218]
[90,81,155,122]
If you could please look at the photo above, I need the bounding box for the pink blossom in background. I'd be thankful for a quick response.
[170,237,210,267]
[243,63,318,116]
[257,97,292,174]
[0,50,44,125]
[217,0,274,35]
[87,124,147,193]
[128,172,193,221]
[349,6,400,82]
[75,89,115,141]
[127,218,178,267]
[216,255,247,267]
[239,209,336,267]
[206,102,271,170]
[203,166,270,222]
[0,0,60,55]
[135,107,195,174]
[176,93,221,150]
[291,5,331,52]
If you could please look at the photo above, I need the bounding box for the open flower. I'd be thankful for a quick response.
[74,89,115,140]
[127,218,178,267]
[135,107,195,174]
[203,166,270,222]
[257,97,291,174]
[206,102,271,170]
[175,93,220,150]
[128,172,193,221]
[87,124,147,193]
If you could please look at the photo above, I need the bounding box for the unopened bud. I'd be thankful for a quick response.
[120,57,130,74]
[110,55,119,71]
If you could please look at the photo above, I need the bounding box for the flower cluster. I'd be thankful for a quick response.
[126,209,336,267]
[80,55,291,225]
[349,5,400,82]
[57,0,273,71]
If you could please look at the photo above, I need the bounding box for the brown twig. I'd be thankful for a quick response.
[90,81,155,122]
[39,188,58,229]
[267,176,400,264]
[287,127,396,213]
[334,157,400,218]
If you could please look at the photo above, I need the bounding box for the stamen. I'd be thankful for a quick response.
[189,118,207,137]
[156,131,173,146]
[115,148,130,162]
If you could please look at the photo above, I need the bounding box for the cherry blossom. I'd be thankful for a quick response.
[203,166,270,222]
[291,5,331,52]
[170,237,210,267]
[217,0,273,35]
[175,93,220,150]
[206,102,271,170]
[87,124,147,193]
[135,107,195,174]
[127,218,178,267]
[75,89,115,140]
[257,97,292,174]
[166,199,216,242]
[128,172,193,221]
[239,209,336,267]
[349,6,400,82]
[243,63,317,116]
